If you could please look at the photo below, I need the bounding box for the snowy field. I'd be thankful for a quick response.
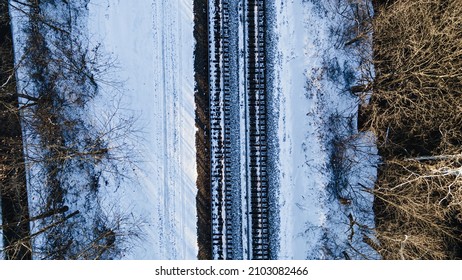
[87,0,198,259]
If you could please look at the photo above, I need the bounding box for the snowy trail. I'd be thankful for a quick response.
[88,0,197,259]
[152,0,197,259]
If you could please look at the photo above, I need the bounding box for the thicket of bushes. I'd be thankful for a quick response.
[363,0,462,259]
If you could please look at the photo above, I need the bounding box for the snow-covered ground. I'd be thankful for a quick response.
[9,0,197,259]
[6,0,380,260]
[87,0,197,259]
[270,0,379,259]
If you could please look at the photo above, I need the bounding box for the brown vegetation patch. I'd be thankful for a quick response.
[193,0,212,260]
[366,0,462,259]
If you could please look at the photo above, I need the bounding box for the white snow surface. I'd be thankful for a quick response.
[87,0,197,259]
[271,0,379,259]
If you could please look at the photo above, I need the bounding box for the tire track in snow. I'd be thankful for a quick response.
[167,0,181,260]
[176,0,187,259]
[151,0,165,257]
[159,0,186,259]
[162,0,178,259]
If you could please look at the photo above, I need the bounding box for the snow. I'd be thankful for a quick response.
[8,0,197,259]
[5,0,380,260]
[270,0,379,259]
[87,0,197,259]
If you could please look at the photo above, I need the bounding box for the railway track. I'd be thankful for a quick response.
[209,0,268,260]
[246,0,268,260]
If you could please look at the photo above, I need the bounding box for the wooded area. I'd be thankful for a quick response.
[364,0,462,259]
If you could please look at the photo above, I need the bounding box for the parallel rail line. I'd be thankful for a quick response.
[209,0,268,260]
